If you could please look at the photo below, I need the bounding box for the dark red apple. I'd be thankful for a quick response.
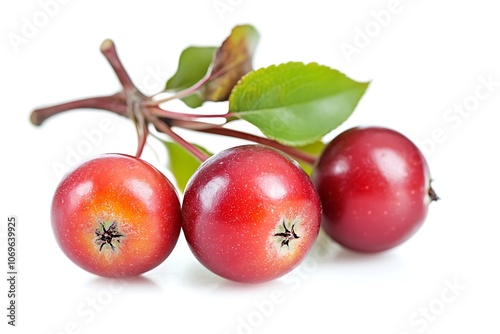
[312,126,438,253]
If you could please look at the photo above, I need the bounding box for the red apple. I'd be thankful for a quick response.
[51,153,182,277]
[182,145,322,283]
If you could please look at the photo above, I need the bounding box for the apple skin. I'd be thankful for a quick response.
[312,126,436,253]
[51,153,182,277]
[182,145,322,283]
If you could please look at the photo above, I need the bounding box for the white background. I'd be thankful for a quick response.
[1,0,499,333]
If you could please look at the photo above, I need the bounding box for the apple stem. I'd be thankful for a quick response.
[202,127,318,166]
[30,93,128,126]
[169,119,317,165]
[128,93,150,157]
[146,55,239,107]
[148,105,235,121]
[147,74,211,106]
[151,118,211,162]
[134,119,149,157]
[100,39,137,94]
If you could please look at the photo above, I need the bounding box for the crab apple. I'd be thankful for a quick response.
[312,126,438,253]
[51,153,182,277]
[182,145,322,283]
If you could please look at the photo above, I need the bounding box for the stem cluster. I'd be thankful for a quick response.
[30,40,317,166]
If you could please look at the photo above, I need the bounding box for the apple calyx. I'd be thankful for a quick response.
[274,219,300,248]
[428,185,440,202]
[95,221,125,252]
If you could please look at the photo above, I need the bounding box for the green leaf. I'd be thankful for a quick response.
[165,24,259,108]
[179,93,204,109]
[165,46,217,108]
[165,141,212,192]
[166,46,216,91]
[229,62,369,146]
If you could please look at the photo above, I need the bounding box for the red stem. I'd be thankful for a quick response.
[135,119,149,157]
[100,39,137,93]
[147,105,235,120]
[129,95,149,157]
[170,119,317,165]
[204,127,317,165]
[151,119,210,162]
[146,55,242,107]
[147,74,211,106]
[30,93,127,126]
